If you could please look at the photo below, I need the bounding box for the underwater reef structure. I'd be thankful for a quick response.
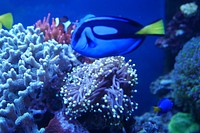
[45,111,89,133]
[0,17,139,132]
[155,1,200,76]
[0,23,80,132]
[150,36,200,132]
[133,112,172,133]
[172,36,200,116]
[156,2,200,50]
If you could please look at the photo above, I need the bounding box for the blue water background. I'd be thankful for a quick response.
[1,0,165,115]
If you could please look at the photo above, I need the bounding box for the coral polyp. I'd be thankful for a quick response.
[60,56,138,126]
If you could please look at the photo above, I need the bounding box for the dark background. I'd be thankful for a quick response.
[0,0,165,115]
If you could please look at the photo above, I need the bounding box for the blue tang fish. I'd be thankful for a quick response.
[153,98,173,115]
[71,14,165,58]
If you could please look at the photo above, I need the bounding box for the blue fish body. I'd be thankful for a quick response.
[154,98,173,115]
[71,15,164,58]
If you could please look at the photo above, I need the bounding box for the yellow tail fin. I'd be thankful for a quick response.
[136,19,165,35]
[0,13,13,29]
[153,106,161,113]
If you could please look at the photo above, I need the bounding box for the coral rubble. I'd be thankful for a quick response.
[45,111,89,133]
[134,112,172,133]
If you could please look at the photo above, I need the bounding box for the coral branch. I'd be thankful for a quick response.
[35,13,73,44]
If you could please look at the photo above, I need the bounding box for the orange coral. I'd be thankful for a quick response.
[35,13,74,44]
